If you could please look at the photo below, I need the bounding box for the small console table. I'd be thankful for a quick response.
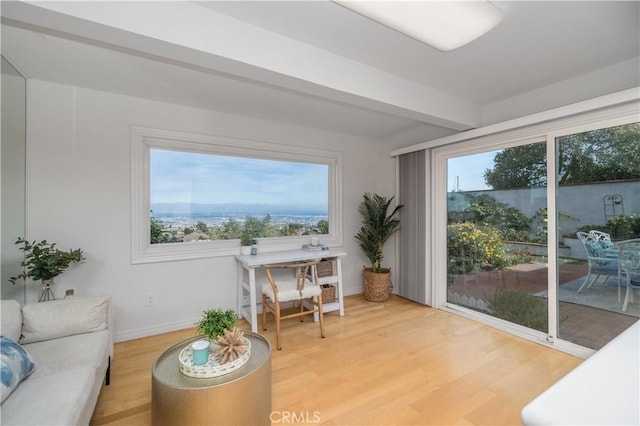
[151,332,271,425]
[235,248,346,332]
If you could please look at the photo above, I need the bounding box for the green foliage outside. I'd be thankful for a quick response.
[195,308,238,341]
[484,123,640,189]
[578,214,640,240]
[150,215,179,244]
[486,287,548,332]
[448,193,531,241]
[532,207,578,243]
[9,237,85,284]
[448,223,505,274]
[150,213,328,245]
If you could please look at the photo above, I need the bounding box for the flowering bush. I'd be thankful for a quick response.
[447,223,505,274]
[605,214,640,240]
[447,223,532,275]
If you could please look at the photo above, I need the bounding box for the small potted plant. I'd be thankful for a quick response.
[195,308,238,344]
[240,231,252,255]
[9,237,85,301]
[354,193,404,302]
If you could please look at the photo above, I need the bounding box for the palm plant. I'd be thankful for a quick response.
[354,193,404,273]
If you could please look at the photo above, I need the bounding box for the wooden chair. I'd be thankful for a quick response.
[261,261,325,350]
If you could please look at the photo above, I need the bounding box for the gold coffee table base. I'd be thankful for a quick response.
[151,332,271,426]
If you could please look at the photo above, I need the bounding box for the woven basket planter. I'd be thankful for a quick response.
[363,267,391,302]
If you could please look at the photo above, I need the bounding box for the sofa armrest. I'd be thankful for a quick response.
[20,296,112,347]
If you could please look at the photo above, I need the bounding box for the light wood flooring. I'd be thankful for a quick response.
[91,295,582,425]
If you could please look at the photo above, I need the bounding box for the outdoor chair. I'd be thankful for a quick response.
[618,239,640,312]
[261,261,325,350]
[576,231,620,293]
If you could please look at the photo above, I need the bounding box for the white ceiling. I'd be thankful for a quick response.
[1,1,638,142]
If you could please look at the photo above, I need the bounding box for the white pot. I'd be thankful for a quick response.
[241,246,251,255]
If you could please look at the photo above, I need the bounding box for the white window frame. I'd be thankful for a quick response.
[131,127,343,264]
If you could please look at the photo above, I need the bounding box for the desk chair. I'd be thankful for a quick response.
[261,261,325,350]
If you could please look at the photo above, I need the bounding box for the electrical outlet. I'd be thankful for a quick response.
[145,292,157,307]
[242,295,249,305]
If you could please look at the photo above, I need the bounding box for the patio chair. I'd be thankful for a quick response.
[261,261,325,350]
[576,231,620,293]
[618,239,640,312]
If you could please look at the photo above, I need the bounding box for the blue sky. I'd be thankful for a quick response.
[150,149,329,210]
[448,150,498,192]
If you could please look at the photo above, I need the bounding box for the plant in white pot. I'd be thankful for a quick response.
[354,193,404,302]
[9,237,85,302]
[240,231,253,255]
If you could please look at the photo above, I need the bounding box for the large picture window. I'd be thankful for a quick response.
[132,128,342,263]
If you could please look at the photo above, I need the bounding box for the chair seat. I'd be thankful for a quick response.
[591,260,618,274]
[262,278,321,302]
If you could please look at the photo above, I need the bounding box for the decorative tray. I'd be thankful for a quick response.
[178,338,251,378]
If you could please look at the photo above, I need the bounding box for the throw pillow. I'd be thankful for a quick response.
[586,240,606,259]
[1,336,36,403]
[20,296,108,344]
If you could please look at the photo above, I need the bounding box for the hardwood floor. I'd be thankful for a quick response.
[91,295,582,425]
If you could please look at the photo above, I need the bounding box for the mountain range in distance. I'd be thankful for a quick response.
[151,202,327,216]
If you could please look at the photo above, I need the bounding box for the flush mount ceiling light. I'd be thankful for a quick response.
[333,1,504,51]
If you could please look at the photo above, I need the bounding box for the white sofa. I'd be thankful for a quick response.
[0,296,113,425]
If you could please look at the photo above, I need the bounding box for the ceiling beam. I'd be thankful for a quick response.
[3,1,482,130]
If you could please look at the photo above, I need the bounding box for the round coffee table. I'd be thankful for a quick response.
[151,331,271,425]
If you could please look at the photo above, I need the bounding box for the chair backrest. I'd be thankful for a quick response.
[576,231,590,243]
[264,261,319,294]
[578,232,615,265]
[589,230,615,247]
[618,239,640,281]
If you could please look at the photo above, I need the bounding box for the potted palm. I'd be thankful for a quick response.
[354,193,404,302]
[9,237,85,302]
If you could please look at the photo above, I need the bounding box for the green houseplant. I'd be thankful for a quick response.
[9,237,85,301]
[195,308,238,342]
[354,193,404,302]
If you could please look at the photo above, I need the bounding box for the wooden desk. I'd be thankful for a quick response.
[235,249,346,332]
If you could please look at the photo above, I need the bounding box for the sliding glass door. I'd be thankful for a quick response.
[555,122,639,349]
[447,143,548,332]
[440,118,639,351]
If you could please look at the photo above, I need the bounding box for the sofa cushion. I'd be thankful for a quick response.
[24,330,109,379]
[0,367,95,425]
[1,336,36,403]
[20,297,108,344]
[0,300,22,342]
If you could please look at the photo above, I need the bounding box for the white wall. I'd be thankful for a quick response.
[26,79,398,341]
[1,61,27,303]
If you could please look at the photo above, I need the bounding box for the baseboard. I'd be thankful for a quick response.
[114,318,198,342]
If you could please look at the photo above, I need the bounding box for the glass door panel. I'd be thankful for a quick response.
[447,142,548,332]
[556,122,640,349]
